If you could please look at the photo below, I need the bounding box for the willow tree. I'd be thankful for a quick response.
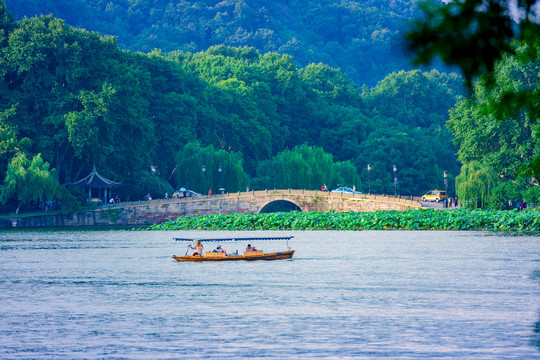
[254,144,360,191]
[0,153,59,213]
[455,161,498,209]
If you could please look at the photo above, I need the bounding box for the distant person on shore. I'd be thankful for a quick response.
[190,240,203,256]
[165,192,168,199]
[208,188,212,196]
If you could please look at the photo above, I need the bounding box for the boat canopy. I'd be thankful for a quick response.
[174,236,294,242]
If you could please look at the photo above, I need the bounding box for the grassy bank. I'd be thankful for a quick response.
[148,209,540,232]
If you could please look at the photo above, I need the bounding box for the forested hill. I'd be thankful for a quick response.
[5,0,423,86]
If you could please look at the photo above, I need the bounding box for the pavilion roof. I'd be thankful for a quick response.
[69,165,122,189]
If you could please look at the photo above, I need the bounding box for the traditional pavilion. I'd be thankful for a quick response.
[69,165,122,204]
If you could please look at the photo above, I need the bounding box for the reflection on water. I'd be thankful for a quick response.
[0,230,539,359]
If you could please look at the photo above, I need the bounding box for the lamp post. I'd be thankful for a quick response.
[393,165,397,197]
[218,165,223,194]
[202,164,206,194]
[444,171,448,208]
[367,164,371,195]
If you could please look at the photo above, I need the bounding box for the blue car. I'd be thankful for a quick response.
[173,188,201,198]
[331,186,362,194]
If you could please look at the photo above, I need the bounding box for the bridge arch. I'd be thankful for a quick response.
[258,199,302,213]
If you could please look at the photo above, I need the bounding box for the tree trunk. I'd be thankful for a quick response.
[55,144,69,182]
[67,153,75,183]
[74,162,84,182]
[15,200,23,215]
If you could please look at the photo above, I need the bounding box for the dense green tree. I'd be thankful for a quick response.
[0,0,14,48]
[131,50,202,179]
[488,178,531,209]
[354,127,430,195]
[447,41,539,208]
[173,46,378,175]
[448,97,537,179]
[524,184,540,205]
[407,0,540,179]
[171,47,293,172]
[299,63,363,106]
[0,0,18,177]
[357,70,463,195]
[0,105,31,177]
[0,14,155,182]
[116,171,174,202]
[174,142,249,194]
[365,69,463,128]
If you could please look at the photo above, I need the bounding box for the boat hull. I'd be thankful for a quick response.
[172,250,295,262]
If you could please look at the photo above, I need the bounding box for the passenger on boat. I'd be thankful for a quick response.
[212,245,226,253]
[245,244,257,252]
[189,240,203,256]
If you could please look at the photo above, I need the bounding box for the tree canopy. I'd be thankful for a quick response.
[408,0,540,207]
[5,0,428,86]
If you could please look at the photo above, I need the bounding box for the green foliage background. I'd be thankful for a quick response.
[408,0,540,208]
[447,43,540,208]
[0,1,465,213]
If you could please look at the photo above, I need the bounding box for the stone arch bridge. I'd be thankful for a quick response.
[7,190,421,228]
[158,189,420,215]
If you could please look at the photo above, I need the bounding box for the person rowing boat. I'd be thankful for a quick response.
[189,240,203,256]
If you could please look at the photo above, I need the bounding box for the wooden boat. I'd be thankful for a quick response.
[172,236,295,262]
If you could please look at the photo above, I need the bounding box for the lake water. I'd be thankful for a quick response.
[0,230,539,359]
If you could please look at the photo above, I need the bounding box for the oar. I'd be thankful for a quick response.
[185,244,190,256]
